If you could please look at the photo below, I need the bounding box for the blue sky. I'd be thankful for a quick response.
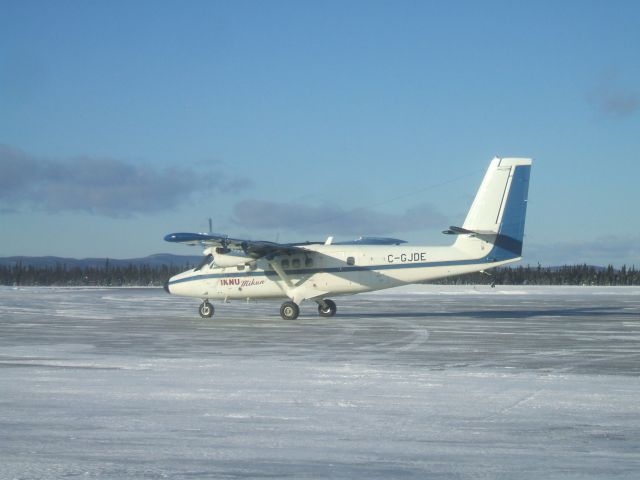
[1,0,639,266]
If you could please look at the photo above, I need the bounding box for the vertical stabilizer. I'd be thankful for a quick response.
[455,157,532,260]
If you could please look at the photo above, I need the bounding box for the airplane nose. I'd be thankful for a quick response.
[163,280,171,294]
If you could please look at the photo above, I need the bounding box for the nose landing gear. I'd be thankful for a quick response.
[199,300,214,318]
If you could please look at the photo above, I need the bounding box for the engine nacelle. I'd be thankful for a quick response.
[213,253,255,268]
[203,247,254,268]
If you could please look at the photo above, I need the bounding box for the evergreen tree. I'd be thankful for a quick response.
[1,260,638,287]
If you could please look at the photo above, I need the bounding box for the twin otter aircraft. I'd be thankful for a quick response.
[164,157,532,319]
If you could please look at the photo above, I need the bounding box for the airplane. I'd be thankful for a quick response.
[163,157,532,320]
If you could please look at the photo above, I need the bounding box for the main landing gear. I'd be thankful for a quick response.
[280,301,300,320]
[279,299,337,320]
[317,299,337,318]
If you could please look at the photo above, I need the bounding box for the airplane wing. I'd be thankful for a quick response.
[165,232,409,258]
[333,236,407,246]
[164,232,305,258]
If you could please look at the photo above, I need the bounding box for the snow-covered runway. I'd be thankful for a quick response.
[1,286,639,479]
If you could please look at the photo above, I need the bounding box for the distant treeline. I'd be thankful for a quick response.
[1,261,638,287]
[1,260,195,287]
[433,264,639,286]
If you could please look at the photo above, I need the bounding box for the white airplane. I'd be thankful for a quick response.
[164,157,532,319]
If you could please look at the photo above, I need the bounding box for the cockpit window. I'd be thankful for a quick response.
[194,254,213,272]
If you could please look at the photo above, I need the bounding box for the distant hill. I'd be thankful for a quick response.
[0,254,202,269]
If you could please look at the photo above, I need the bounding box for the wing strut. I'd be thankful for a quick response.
[267,258,329,305]
[268,259,294,290]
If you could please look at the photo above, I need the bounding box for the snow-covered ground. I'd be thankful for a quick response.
[1,286,639,479]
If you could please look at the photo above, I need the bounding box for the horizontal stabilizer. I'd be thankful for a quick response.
[442,226,496,236]
[442,226,474,235]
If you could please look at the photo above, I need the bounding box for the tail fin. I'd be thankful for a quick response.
[454,157,532,261]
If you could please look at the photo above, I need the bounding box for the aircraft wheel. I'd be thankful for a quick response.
[280,301,300,320]
[317,299,337,317]
[199,301,214,318]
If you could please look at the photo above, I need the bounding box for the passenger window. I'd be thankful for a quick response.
[292,258,301,268]
[347,256,355,266]
[281,259,290,268]
[248,262,257,271]
[237,264,245,271]
[305,257,313,267]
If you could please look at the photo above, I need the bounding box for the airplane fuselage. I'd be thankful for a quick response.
[167,241,518,302]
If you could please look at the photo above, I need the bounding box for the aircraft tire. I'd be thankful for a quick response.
[318,299,337,317]
[280,301,300,320]
[199,301,214,318]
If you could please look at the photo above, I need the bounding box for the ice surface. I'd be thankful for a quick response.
[1,285,639,479]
